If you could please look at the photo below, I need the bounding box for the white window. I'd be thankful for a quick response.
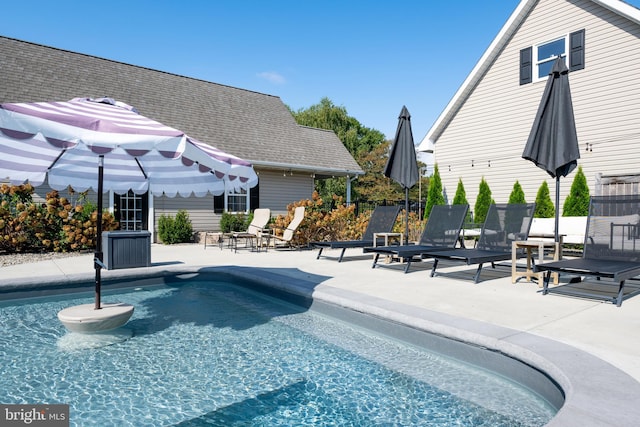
[534,36,567,81]
[226,188,249,213]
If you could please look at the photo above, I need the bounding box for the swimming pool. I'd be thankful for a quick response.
[0,273,558,426]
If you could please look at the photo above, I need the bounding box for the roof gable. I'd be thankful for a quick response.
[0,36,363,176]
[417,0,640,152]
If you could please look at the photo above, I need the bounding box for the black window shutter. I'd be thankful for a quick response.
[249,182,259,209]
[519,47,532,85]
[213,194,224,214]
[569,29,585,71]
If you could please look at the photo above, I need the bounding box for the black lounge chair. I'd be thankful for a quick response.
[363,204,469,273]
[312,205,401,262]
[536,195,640,307]
[422,203,536,283]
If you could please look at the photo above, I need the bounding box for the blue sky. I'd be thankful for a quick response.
[3,1,640,143]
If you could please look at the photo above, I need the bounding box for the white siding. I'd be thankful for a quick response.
[434,0,640,216]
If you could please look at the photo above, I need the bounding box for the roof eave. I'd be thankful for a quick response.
[252,160,364,177]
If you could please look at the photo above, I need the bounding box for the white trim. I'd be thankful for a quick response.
[533,34,569,82]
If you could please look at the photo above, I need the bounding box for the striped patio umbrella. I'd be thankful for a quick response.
[0,97,258,309]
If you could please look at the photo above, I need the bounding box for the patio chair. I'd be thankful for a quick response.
[312,205,401,262]
[363,204,469,273]
[268,206,306,250]
[536,195,640,307]
[422,203,536,283]
[230,208,271,252]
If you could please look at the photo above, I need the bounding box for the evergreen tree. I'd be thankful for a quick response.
[563,166,590,216]
[508,181,526,204]
[474,177,493,225]
[534,181,555,218]
[424,164,445,219]
[452,178,472,223]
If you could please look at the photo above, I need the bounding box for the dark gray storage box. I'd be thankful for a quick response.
[102,231,151,270]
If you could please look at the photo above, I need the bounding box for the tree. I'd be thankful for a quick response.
[355,140,403,201]
[534,181,555,218]
[563,166,590,216]
[452,178,472,223]
[289,97,386,201]
[424,164,445,219]
[474,177,493,225]
[508,181,526,204]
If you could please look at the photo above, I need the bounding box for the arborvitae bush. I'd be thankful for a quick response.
[563,166,590,216]
[534,181,555,218]
[452,178,472,224]
[424,164,445,220]
[508,181,526,204]
[158,209,193,244]
[474,177,493,225]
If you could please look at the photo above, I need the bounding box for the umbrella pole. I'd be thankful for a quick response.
[405,187,409,245]
[555,176,560,244]
[94,155,104,310]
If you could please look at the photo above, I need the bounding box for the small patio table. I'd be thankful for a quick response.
[512,236,563,286]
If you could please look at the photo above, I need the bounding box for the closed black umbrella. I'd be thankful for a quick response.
[522,56,580,243]
[384,106,419,244]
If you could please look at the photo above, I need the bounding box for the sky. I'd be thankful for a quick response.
[3,1,640,144]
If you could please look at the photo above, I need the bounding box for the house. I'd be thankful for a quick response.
[0,36,363,240]
[417,0,640,216]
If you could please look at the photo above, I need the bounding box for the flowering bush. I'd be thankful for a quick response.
[270,191,425,247]
[0,184,118,253]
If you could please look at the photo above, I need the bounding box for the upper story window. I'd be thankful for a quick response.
[536,37,566,80]
[520,29,585,85]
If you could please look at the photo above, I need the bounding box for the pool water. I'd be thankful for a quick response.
[0,279,556,426]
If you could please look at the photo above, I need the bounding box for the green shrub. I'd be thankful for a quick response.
[534,181,555,218]
[424,164,445,220]
[158,210,193,244]
[508,181,526,204]
[220,212,247,233]
[452,178,473,224]
[563,166,590,216]
[474,177,494,225]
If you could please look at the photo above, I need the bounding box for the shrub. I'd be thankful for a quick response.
[534,181,555,218]
[220,211,247,233]
[508,181,526,204]
[158,210,193,244]
[563,166,590,216]
[474,177,494,225]
[452,178,473,225]
[424,164,445,220]
[0,185,118,253]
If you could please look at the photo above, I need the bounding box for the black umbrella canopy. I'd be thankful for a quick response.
[522,56,580,243]
[385,106,419,244]
[522,57,580,178]
[384,106,420,189]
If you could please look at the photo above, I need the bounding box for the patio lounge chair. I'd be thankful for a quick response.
[230,208,271,252]
[535,195,640,307]
[268,206,306,250]
[363,204,469,273]
[312,205,401,262]
[422,203,536,283]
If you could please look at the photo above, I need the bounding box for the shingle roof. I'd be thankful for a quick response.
[0,36,363,176]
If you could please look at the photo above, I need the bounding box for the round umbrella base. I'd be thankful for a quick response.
[58,303,134,334]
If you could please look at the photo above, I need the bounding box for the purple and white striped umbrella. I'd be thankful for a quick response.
[0,97,257,197]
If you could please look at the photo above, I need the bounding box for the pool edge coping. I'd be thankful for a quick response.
[1,264,638,426]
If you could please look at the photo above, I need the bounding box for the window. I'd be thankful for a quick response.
[114,190,148,230]
[214,182,259,214]
[520,29,585,85]
[536,37,566,80]
[226,188,248,213]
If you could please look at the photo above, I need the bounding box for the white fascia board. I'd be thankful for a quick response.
[417,0,536,152]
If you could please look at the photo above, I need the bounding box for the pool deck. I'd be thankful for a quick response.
[1,243,640,426]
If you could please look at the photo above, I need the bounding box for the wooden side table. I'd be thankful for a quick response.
[512,238,562,286]
[373,232,403,263]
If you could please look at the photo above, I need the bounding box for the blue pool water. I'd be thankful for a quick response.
[0,277,557,426]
